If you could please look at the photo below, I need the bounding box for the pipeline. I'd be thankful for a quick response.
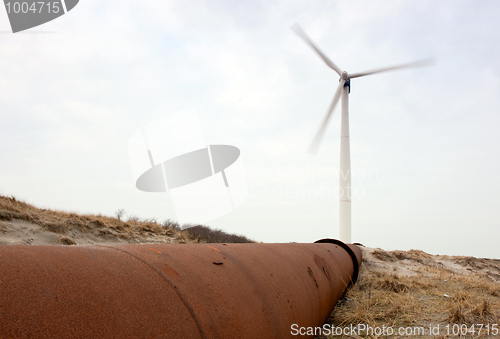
[0,239,361,338]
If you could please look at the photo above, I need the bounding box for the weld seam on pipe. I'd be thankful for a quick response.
[101,245,208,339]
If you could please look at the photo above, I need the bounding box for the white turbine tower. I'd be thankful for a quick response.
[292,24,432,243]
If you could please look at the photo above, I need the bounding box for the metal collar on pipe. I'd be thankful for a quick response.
[314,238,361,286]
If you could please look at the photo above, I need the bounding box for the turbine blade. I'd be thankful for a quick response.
[349,58,434,78]
[308,79,346,155]
[291,23,342,76]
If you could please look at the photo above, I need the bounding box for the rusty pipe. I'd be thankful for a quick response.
[0,241,361,339]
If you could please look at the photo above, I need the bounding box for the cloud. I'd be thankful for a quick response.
[0,0,499,258]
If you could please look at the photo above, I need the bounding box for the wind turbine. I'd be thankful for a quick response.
[292,23,432,243]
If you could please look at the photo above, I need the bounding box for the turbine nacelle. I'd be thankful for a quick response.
[340,71,351,92]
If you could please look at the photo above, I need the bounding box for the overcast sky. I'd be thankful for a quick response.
[1,0,499,258]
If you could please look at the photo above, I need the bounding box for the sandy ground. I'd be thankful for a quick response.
[0,218,182,246]
[362,246,500,282]
[2,206,499,338]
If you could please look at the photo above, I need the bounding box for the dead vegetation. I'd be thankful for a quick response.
[2,195,498,338]
[321,247,500,338]
[183,224,253,243]
[0,194,254,246]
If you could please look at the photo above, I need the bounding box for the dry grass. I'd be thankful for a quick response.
[0,194,254,245]
[321,247,500,338]
[2,195,498,338]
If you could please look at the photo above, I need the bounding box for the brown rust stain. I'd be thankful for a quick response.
[207,245,222,252]
[0,241,361,339]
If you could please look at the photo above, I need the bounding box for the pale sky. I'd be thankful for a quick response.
[1,0,499,258]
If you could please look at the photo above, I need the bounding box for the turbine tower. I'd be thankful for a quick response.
[292,24,431,243]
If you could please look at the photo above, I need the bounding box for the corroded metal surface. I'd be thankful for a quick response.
[0,241,361,339]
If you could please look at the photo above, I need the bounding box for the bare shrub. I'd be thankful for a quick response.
[127,215,140,223]
[184,225,254,243]
[162,219,181,231]
[115,209,125,221]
